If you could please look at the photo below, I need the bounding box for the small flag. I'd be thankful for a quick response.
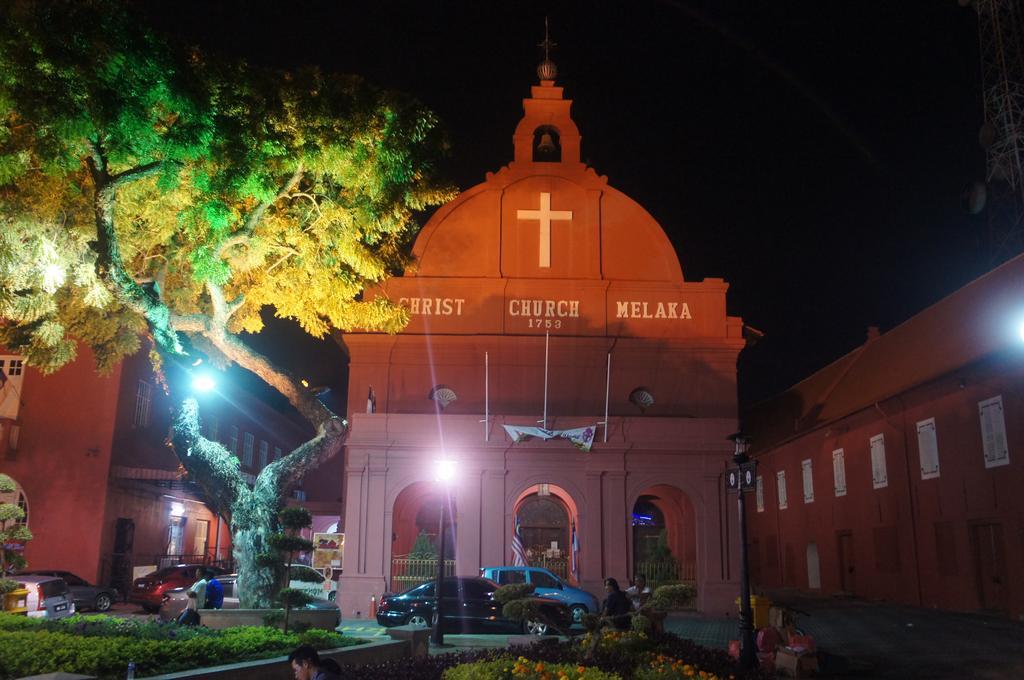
[366,386,376,414]
[511,516,528,566]
[571,520,579,578]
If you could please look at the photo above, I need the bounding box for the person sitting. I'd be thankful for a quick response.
[601,577,633,630]
[625,574,653,611]
[288,645,340,680]
[204,568,224,610]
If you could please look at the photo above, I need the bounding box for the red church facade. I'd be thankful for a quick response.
[337,68,747,618]
[745,255,1024,617]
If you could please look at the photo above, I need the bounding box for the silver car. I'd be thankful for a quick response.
[16,575,76,619]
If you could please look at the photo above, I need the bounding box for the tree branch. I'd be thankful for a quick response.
[108,160,169,190]
[255,427,345,505]
[216,163,305,258]
[170,398,248,517]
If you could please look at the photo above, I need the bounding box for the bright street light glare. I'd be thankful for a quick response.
[1019,320,1024,343]
[435,459,456,483]
[192,374,216,392]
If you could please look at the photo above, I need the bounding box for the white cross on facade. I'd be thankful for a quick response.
[516,192,573,268]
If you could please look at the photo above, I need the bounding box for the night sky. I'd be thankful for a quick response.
[141,1,991,413]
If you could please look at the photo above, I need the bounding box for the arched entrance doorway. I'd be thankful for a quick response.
[390,482,457,592]
[513,484,579,582]
[631,485,696,587]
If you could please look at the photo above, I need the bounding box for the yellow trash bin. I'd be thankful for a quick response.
[3,588,29,615]
[735,595,772,630]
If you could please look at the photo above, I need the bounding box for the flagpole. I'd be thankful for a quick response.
[603,352,611,442]
[484,351,489,442]
[541,332,550,429]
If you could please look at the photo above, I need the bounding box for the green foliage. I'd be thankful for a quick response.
[278,506,312,531]
[277,587,315,609]
[631,614,653,635]
[269,535,314,554]
[0,473,31,575]
[408,530,438,559]
[443,657,621,680]
[0,578,19,594]
[494,583,536,606]
[648,584,695,611]
[0,613,360,679]
[0,0,454,372]
[261,610,285,627]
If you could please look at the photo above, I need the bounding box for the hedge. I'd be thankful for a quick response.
[0,614,361,679]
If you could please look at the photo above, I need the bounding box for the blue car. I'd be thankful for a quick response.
[480,566,600,623]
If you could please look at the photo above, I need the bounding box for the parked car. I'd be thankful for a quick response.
[376,576,572,634]
[14,575,76,619]
[158,573,340,627]
[129,564,228,613]
[480,566,600,624]
[288,564,337,602]
[17,570,119,612]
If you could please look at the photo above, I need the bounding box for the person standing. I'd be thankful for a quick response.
[186,569,208,610]
[204,568,224,609]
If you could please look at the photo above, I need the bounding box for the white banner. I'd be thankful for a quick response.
[502,424,597,452]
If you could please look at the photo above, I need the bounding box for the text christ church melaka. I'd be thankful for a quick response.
[336,56,747,619]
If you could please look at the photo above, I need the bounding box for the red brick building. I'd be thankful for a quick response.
[0,345,317,592]
[745,255,1024,617]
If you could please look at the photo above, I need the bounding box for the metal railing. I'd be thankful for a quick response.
[528,556,570,580]
[390,557,455,592]
[635,560,696,587]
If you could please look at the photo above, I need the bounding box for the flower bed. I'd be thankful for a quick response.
[0,613,363,679]
[346,630,772,680]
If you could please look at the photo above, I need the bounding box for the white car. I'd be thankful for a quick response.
[288,564,337,602]
[16,575,76,619]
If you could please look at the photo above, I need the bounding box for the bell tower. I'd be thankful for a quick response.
[512,22,582,167]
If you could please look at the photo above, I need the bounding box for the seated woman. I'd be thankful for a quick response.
[601,577,633,630]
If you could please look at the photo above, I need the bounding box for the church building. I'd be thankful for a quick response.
[337,58,747,618]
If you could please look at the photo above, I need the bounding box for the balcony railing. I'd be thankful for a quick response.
[390,557,455,592]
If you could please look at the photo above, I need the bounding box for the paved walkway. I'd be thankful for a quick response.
[666,592,1024,679]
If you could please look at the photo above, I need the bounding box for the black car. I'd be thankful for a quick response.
[376,577,572,634]
[17,570,119,612]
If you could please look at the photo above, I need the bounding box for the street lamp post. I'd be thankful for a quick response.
[727,432,758,670]
[431,459,455,647]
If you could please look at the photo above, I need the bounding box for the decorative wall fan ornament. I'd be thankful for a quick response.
[629,387,655,412]
[429,385,458,410]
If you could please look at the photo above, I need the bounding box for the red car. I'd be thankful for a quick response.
[129,564,227,613]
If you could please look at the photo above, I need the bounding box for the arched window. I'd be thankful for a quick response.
[532,126,561,162]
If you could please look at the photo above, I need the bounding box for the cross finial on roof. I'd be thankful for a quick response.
[536,17,558,82]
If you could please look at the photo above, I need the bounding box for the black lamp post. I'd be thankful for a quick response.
[727,432,758,670]
[431,460,455,647]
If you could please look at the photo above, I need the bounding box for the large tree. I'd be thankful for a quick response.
[0,0,452,606]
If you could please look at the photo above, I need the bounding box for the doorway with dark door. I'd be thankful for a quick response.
[837,531,855,594]
[110,517,135,596]
[970,522,1008,612]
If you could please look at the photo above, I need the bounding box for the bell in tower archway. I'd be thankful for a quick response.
[533,126,561,162]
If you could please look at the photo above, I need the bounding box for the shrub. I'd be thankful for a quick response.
[634,655,727,680]
[649,584,696,611]
[0,613,361,679]
[0,578,20,595]
[443,656,621,680]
